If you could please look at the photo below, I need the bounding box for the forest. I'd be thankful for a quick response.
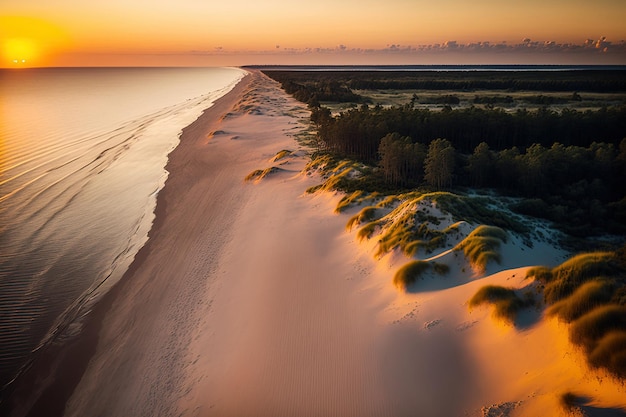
[263,69,626,238]
[264,69,626,95]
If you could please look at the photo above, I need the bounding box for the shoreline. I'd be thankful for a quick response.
[1,71,253,417]
[4,68,625,416]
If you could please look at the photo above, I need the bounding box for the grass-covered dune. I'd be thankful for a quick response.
[453,225,508,273]
[304,152,527,291]
[393,260,450,291]
[244,166,284,182]
[527,248,626,378]
[469,285,534,324]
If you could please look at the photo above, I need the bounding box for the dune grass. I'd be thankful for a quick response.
[559,392,581,411]
[469,285,530,324]
[271,149,293,162]
[244,167,283,182]
[569,306,626,378]
[304,152,528,238]
[427,192,528,234]
[306,165,523,262]
[304,152,338,173]
[306,167,353,194]
[529,249,626,379]
[346,206,378,230]
[548,279,616,322]
[393,260,432,290]
[392,258,451,291]
[356,221,381,241]
[454,225,507,273]
[528,252,620,304]
[525,266,553,283]
[304,153,370,197]
[588,331,626,378]
[374,219,448,258]
[343,192,455,257]
[569,306,626,350]
[347,193,510,262]
[376,219,423,258]
[335,190,365,213]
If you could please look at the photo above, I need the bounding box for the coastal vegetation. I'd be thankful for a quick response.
[527,248,626,378]
[244,166,283,182]
[469,285,532,324]
[393,260,432,290]
[271,149,293,162]
[264,70,626,97]
[264,69,626,238]
[393,260,450,290]
[269,68,626,378]
[453,225,507,273]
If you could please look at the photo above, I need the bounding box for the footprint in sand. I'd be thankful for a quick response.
[390,304,420,325]
[455,320,478,332]
[480,401,523,417]
[424,319,442,330]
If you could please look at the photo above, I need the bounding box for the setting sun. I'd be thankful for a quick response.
[0,16,68,66]
[3,38,38,64]
[2,0,626,67]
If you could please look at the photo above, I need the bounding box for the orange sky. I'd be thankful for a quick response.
[2,0,626,67]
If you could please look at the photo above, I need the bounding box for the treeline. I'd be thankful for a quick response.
[462,140,625,236]
[264,70,626,92]
[310,104,626,235]
[335,129,626,236]
[277,79,364,105]
[265,70,626,235]
[311,104,626,159]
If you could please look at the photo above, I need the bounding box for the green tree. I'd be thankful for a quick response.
[424,138,455,190]
[378,133,426,187]
[467,142,494,187]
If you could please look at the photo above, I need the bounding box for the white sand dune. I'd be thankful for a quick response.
[54,70,626,417]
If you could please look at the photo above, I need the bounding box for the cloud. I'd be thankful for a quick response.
[187,37,626,58]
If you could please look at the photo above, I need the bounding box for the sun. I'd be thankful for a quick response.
[3,38,38,65]
[0,16,69,67]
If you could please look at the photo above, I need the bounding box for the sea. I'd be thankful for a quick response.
[0,66,245,392]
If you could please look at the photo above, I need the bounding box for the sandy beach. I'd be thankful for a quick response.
[5,69,626,417]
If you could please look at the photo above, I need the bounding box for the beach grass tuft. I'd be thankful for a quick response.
[533,248,626,379]
[426,192,528,234]
[303,153,373,198]
[588,331,626,378]
[558,392,581,411]
[356,221,381,241]
[271,149,293,162]
[548,279,615,322]
[335,190,365,213]
[528,252,620,304]
[469,285,529,324]
[244,167,283,182]
[346,206,378,230]
[569,305,626,351]
[363,194,457,257]
[525,266,553,283]
[568,306,626,378]
[454,225,507,273]
[393,261,431,290]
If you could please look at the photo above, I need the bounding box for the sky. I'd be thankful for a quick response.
[1,0,626,67]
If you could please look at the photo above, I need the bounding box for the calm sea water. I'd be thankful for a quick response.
[0,67,245,389]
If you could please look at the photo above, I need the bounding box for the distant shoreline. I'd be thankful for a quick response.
[244,64,626,71]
